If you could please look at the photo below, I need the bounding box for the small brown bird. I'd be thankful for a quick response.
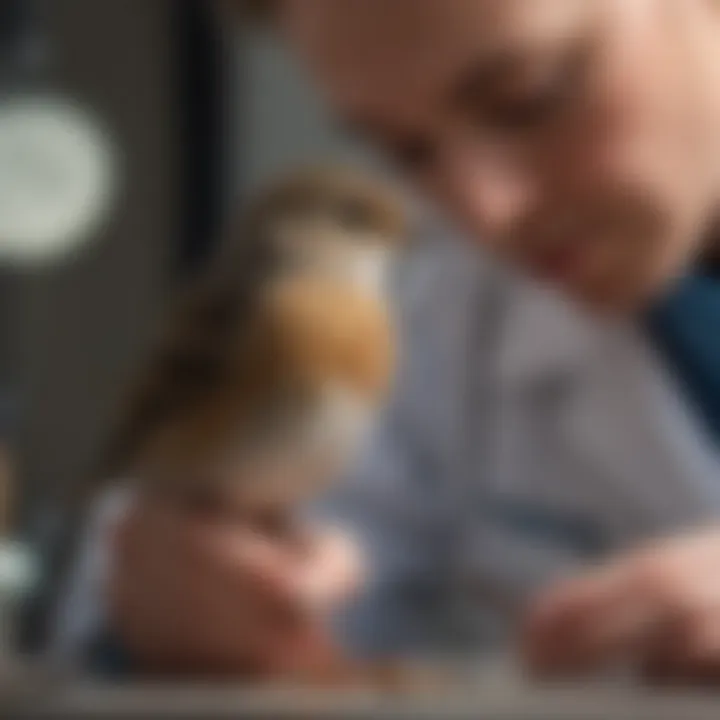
[101,165,408,533]
[94,166,456,689]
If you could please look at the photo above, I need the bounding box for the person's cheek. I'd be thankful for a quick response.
[560,129,678,309]
[588,97,714,302]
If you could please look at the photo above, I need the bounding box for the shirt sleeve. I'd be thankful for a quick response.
[46,486,135,671]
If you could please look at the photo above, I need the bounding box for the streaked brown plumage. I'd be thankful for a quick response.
[101,165,408,520]
[94,166,458,689]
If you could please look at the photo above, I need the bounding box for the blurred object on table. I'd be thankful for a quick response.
[0,391,37,667]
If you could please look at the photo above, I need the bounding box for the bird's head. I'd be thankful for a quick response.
[246,164,409,297]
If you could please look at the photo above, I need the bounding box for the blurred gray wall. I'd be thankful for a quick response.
[14,0,180,529]
[237,32,369,192]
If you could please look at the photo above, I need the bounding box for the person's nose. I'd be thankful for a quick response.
[435,137,539,243]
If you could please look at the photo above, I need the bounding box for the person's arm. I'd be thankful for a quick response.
[47,486,135,673]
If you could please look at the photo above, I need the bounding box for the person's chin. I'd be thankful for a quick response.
[558,272,650,318]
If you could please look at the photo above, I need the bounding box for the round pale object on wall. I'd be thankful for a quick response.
[0,94,118,267]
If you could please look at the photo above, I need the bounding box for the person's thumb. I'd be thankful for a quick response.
[294,528,365,613]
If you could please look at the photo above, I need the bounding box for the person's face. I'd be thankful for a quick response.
[280,0,720,313]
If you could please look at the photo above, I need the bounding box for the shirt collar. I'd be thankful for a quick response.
[497,271,609,389]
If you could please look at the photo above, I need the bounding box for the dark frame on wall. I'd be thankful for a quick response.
[174,0,234,278]
[15,0,237,655]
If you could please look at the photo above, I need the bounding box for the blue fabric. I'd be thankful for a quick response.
[646,268,720,446]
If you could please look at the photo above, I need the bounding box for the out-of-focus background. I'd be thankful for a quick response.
[0,0,371,655]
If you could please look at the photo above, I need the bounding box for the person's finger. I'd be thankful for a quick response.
[522,561,666,676]
[111,507,300,667]
[109,502,185,624]
[260,619,346,680]
[194,522,310,627]
[523,565,623,673]
[293,527,364,612]
[641,611,720,686]
[112,498,196,583]
[109,499,358,677]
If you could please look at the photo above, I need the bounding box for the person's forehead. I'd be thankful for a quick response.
[282,0,596,121]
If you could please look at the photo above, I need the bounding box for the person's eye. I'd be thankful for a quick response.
[484,88,566,130]
[384,137,436,174]
[342,117,436,176]
[482,52,587,133]
[335,197,373,230]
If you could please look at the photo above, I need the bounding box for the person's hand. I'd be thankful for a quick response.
[108,497,363,680]
[521,528,720,685]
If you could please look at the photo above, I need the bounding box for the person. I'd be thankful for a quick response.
[53,0,720,683]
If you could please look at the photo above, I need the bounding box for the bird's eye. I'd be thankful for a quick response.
[336,197,372,231]
[196,294,238,332]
